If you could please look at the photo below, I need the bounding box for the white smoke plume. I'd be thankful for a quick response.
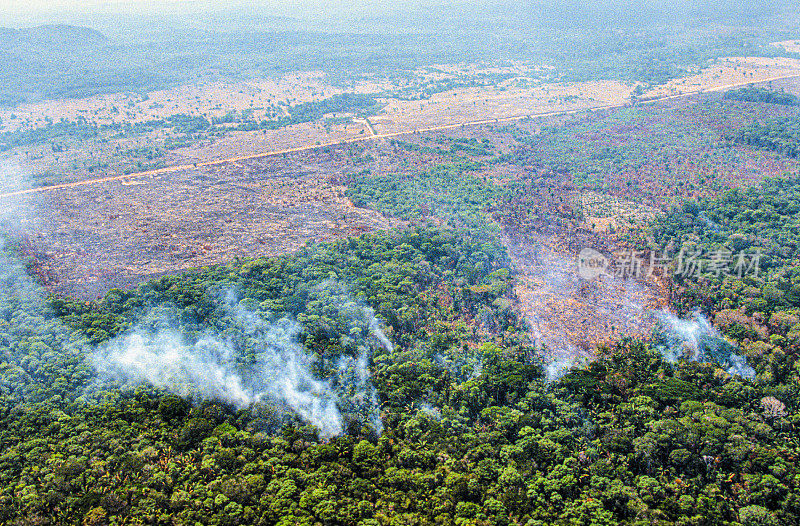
[655,309,756,379]
[0,160,33,196]
[91,284,392,438]
[366,305,394,354]
[94,330,253,407]
[0,160,46,236]
[420,402,442,421]
[544,357,580,383]
[92,316,345,438]
[336,346,384,434]
[304,281,389,434]
[0,162,59,312]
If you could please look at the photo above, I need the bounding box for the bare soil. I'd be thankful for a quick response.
[7,146,399,298]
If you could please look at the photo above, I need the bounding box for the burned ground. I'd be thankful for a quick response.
[8,146,399,298]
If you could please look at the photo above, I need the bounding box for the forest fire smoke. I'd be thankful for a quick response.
[337,345,384,434]
[0,166,390,439]
[655,309,756,379]
[306,281,387,433]
[93,313,346,438]
[367,305,394,354]
[91,286,392,438]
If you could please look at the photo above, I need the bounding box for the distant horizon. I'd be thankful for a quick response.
[3,1,793,31]
[2,0,444,22]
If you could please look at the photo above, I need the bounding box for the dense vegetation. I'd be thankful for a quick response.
[724,87,799,106]
[728,117,800,158]
[345,157,505,232]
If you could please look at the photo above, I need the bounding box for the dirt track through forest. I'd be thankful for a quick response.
[1,72,799,200]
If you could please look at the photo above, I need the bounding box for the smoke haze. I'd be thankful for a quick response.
[656,309,756,379]
[91,284,390,438]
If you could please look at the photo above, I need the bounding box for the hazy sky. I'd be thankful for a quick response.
[1,0,449,19]
[3,0,510,34]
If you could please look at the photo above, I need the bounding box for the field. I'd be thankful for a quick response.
[772,39,800,53]
[4,56,800,190]
[6,145,398,298]
[641,56,800,99]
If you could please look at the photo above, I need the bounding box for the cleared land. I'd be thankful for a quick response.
[7,146,398,298]
[505,233,667,362]
[641,56,800,98]
[5,56,800,199]
[772,40,800,53]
